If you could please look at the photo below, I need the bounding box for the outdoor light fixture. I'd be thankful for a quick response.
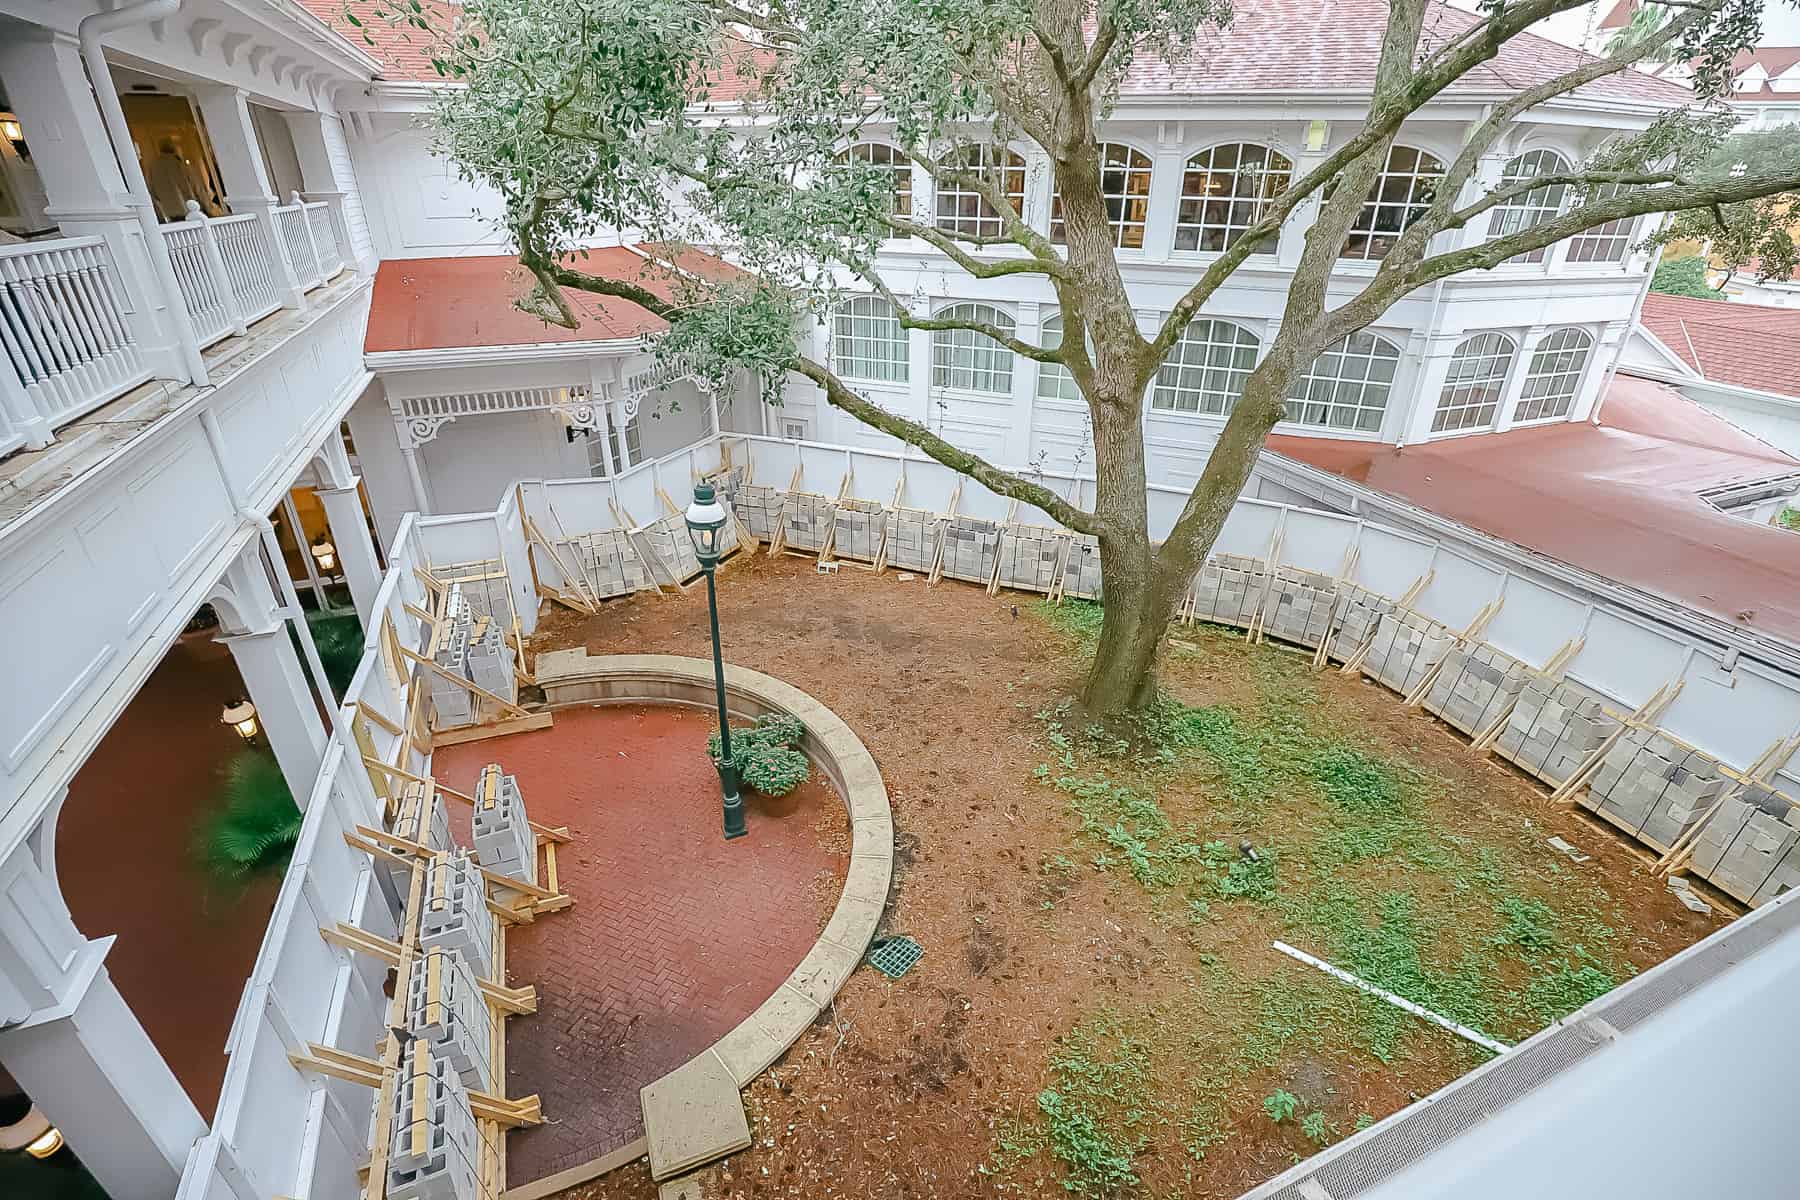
[221,698,259,744]
[0,1106,62,1160]
[310,535,337,574]
[1306,119,1329,152]
[0,118,22,143]
[685,482,745,839]
[25,1126,63,1159]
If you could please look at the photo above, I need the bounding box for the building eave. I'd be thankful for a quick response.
[365,340,645,371]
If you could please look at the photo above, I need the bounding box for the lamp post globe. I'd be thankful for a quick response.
[686,483,746,840]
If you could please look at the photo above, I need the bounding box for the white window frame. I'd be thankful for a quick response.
[1051,142,1155,249]
[930,302,1016,395]
[1341,145,1445,262]
[781,417,809,441]
[1564,183,1638,264]
[1284,331,1402,433]
[1174,143,1294,254]
[933,144,1027,240]
[1431,332,1517,434]
[831,295,910,384]
[1487,148,1571,265]
[1036,314,1082,403]
[1150,319,1261,417]
[1512,327,1594,424]
[841,141,913,220]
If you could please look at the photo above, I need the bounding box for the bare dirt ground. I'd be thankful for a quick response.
[526,552,1721,1199]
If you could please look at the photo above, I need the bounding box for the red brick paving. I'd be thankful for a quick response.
[433,703,847,1187]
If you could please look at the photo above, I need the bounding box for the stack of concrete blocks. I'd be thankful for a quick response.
[386,782,455,896]
[1361,610,1456,695]
[882,507,943,572]
[997,526,1064,593]
[731,484,783,541]
[1582,727,1729,852]
[569,529,649,599]
[472,763,537,888]
[1493,675,1621,788]
[1262,566,1339,650]
[419,851,495,983]
[1422,643,1530,737]
[705,463,747,506]
[640,512,705,584]
[1060,534,1102,600]
[428,617,475,729]
[386,1041,481,1200]
[1326,583,1394,663]
[464,614,515,702]
[438,565,514,635]
[406,945,494,1092]
[1688,780,1800,905]
[1186,553,1267,627]
[832,499,884,563]
[941,516,1002,585]
[780,493,831,552]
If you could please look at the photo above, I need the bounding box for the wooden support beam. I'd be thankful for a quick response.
[354,825,568,906]
[1549,680,1684,805]
[290,1043,543,1127]
[360,757,571,842]
[399,645,533,719]
[431,711,555,748]
[320,923,538,1013]
[357,700,403,738]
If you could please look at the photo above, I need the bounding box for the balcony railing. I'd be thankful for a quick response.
[161,196,351,352]
[0,238,151,454]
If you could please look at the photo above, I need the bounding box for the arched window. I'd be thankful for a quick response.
[1486,148,1570,264]
[1151,319,1260,416]
[933,144,1027,240]
[1342,145,1446,261]
[1513,328,1593,422]
[930,303,1015,394]
[1284,331,1402,432]
[1036,314,1082,402]
[1432,332,1517,433]
[1051,143,1154,249]
[1175,143,1294,253]
[838,142,913,219]
[1565,183,1638,263]
[832,296,909,383]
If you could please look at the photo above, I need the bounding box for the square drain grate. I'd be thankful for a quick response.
[866,936,923,979]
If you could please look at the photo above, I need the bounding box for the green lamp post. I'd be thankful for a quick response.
[685,482,747,840]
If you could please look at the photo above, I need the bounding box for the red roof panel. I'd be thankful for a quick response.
[1639,292,1800,398]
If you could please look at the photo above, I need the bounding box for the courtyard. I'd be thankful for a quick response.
[515,552,1719,1199]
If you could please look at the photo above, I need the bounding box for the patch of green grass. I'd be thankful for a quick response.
[1034,598,1106,647]
[1018,1015,1154,1194]
[1300,1110,1330,1145]
[1515,954,1619,1027]
[1310,746,1405,815]
[1492,895,1559,955]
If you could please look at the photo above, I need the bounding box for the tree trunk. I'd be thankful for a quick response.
[1081,567,1181,717]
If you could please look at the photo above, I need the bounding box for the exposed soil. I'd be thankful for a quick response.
[526,552,1722,1200]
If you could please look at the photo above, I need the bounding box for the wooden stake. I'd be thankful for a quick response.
[399,645,533,719]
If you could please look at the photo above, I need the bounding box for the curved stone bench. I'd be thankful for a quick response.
[531,650,893,1183]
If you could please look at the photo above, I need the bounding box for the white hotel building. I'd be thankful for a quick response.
[0,2,1798,1200]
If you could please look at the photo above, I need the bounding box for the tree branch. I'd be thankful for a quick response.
[790,357,1104,536]
[879,214,1071,280]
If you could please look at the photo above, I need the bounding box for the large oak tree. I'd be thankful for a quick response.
[357,0,1800,717]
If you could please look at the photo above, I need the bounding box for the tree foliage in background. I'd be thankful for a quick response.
[305,610,366,698]
[1645,125,1800,289]
[197,750,303,882]
[1650,254,1718,297]
[355,0,1800,718]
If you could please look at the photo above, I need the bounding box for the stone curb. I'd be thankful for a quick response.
[535,651,894,1181]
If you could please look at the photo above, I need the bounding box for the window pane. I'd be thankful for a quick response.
[1340,145,1445,261]
[1052,143,1155,249]
[1151,319,1261,416]
[934,144,1027,240]
[1513,327,1593,422]
[1283,331,1402,432]
[832,296,910,383]
[1431,332,1517,433]
[930,302,1016,394]
[1174,143,1294,254]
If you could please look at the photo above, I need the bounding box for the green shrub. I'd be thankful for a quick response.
[707,714,811,796]
[197,750,302,881]
[304,611,365,699]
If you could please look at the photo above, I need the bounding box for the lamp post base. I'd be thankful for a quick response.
[719,763,748,840]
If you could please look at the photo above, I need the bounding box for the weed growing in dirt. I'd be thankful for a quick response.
[1300,1111,1330,1145]
[1026,1016,1153,1194]
[1492,895,1559,955]
[1034,599,1106,648]
[1515,954,1620,1027]
[1262,1089,1299,1123]
[1204,840,1280,901]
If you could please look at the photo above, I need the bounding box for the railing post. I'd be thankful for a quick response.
[247,201,307,313]
[187,201,247,337]
[291,191,323,289]
[0,359,54,450]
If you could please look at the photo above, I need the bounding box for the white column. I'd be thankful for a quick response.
[1398,332,1461,445]
[1143,133,1187,262]
[316,482,382,626]
[193,86,306,309]
[212,546,328,803]
[0,31,186,381]
[0,818,205,1200]
[1492,326,1543,433]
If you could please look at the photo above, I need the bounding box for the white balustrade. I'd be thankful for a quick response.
[212,213,284,323]
[0,238,150,434]
[160,211,237,348]
[304,201,342,279]
[275,201,321,290]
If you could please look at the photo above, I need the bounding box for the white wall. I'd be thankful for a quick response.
[420,410,589,514]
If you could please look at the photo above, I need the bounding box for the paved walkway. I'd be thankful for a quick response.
[434,703,847,1187]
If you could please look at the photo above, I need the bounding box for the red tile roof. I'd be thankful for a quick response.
[1267,374,1800,644]
[1638,292,1800,398]
[363,247,736,353]
[306,0,1691,105]
[1731,46,1800,100]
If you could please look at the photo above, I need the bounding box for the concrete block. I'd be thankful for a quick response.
[419,851,495,982]
[406,945,494,1092]
[471,763,536,887]
[642,1050,752,1181]
[387,1041,481,1200]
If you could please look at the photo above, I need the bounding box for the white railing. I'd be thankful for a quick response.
[160,217,236,347]
[305,201,341,279]
[275,200,320,291]
[211,213,284,325]
[0,237,150,434]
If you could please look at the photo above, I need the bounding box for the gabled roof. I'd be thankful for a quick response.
[1731,46,1800,101]
[363,247,738,354]
[309,0,1692,106]
[1638,292,1800,399]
